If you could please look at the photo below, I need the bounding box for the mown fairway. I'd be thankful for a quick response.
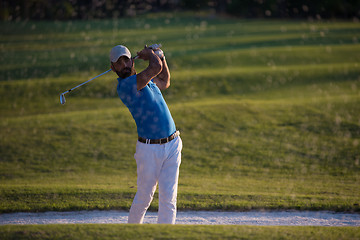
[1,12,359,218]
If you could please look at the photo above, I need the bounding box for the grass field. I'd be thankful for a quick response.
[1,224,360,240]
[0,12,359,239]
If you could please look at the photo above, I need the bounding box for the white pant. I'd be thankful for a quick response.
[128,136,182,224]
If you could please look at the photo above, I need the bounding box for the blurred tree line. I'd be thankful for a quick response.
[1,0,359,21]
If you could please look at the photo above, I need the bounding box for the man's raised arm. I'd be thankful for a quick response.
[153,57,170,90]
[136,47,163,91]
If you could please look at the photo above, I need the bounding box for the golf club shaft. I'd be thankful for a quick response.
[62,69,112,95]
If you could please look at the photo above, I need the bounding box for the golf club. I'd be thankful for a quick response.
[59,69,111,105]
[60,44,162,105]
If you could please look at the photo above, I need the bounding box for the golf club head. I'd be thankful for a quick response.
[60,94,66,105]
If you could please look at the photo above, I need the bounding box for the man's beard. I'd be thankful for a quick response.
[117,67,136,79]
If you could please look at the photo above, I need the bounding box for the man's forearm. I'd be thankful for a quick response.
[148,53,163,73]
[136,52,163,90]
[154,57,170,90]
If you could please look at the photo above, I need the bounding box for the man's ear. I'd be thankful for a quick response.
[110,63,115,72]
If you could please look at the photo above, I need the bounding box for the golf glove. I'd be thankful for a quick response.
[148,43,164,60]
[154,49,164,60]
[148,43,162,50]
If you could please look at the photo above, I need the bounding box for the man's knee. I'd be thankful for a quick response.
[133,191,155,207]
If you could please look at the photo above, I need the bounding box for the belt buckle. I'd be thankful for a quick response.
[160,138,167,144]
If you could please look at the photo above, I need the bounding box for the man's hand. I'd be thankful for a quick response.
[135,44,164,61]
[137,46,156,61]
[154,49,164,60]
[148,44,164,59]
[148,43,162,50]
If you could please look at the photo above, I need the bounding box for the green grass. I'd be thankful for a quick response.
[1,224,360,240]
[1,12,359,218]
[1,96,359,212]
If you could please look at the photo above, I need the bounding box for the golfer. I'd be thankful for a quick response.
[110,45,182,224]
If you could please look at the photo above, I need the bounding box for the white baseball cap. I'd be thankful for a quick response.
[109,45,131,62]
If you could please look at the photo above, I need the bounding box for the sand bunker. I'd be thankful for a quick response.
[1,210,359,226]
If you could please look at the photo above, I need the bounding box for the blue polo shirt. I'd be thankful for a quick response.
[117,74,176,139]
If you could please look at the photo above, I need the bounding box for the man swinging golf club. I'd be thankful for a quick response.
[110,44,182,224]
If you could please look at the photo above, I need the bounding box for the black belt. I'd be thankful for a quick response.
[138,131,180,144]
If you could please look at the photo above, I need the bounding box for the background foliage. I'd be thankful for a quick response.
[1,0,360,21]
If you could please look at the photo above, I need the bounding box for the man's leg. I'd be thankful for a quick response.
[128,142,160,224]
[158,136,182,224]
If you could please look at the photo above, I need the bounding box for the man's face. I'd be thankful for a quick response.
[112,56,135,78]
